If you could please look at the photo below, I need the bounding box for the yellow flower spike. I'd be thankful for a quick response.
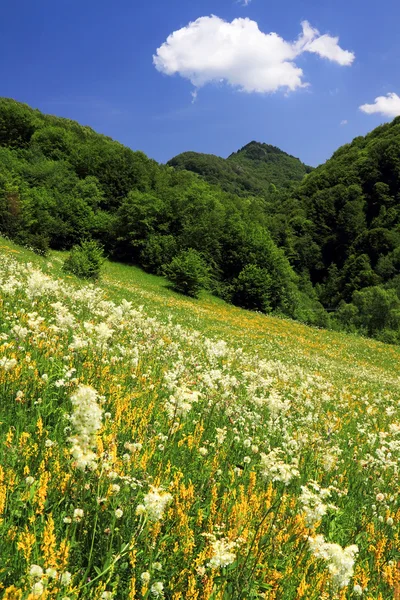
[19,432,31,448]
[247,470,257,496]
[0,465,6,517]
[36,417,44,437]
[296,576,309,598]
[5,428,13,448]
[17,527,36,564]
[199,576,214,600]
[128,577,136,599]
[56,539,70,572]
[35,471,50,514]
[3,586,23,600]
[42,514,57,568]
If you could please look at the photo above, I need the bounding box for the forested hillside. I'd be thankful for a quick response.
[2,97,400,344]
[0,98,318,321]
[289,117,400,342]
[168,141,312,197]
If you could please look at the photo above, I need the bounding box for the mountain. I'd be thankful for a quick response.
[167,141,312,197]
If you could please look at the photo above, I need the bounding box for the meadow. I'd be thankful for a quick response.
[0,236,399,600]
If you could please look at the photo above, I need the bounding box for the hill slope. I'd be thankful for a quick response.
[0,236,399,599]
[0,97,319,321]
[286,116,400,339]
[168,141,312,197]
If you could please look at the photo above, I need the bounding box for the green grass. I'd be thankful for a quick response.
[0,236,399,600]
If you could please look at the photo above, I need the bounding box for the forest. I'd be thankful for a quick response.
[1,97,400,343]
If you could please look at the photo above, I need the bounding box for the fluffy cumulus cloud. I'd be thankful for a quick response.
[153,16,354,95]
[359,93,400,118]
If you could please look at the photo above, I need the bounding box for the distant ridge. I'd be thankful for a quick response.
[168,141,312,197]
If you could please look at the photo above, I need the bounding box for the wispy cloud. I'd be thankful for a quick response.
[340,119,348,125]
[153,16,355,97]
[360,93,400,118]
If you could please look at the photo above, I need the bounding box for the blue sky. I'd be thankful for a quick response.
[1,0,399,166]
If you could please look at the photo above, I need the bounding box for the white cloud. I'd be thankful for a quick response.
[359,93,400,118]
[340,119,348,125]
[153,16,355,95]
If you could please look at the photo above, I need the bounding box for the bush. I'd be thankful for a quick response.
[166,249,209,297]
[232,264,272,312]
[63,240,104,280]
[140,234,178,275]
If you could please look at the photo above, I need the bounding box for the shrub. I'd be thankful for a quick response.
[63,240,104,280]
[232,264,272,312]
[166,249,209,298]
[140,234,178,275]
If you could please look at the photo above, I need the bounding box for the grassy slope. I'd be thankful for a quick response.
[1,237,400,599]
[4,238,398,386]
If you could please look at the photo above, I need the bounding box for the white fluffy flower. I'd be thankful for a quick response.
[260,448,299,485]
[207,538,237,569]
[31,581,45,596]
[0,357,17,371]
[29,564,44,579]
[68,385,103,470]
[136,487,173,521]
[150,582,164,597]
[308,535,358,589]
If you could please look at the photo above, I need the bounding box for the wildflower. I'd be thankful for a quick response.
[12,324,28,338]
[115,508,123,519]
[68,385,103,470]
[308,535,358,589]
[387,517,394,526]
[260,448,299,485]
[140,572,151,584]
[299,483,338,527]
[0,357,17,371]
[151,582,164,597]
[353,584,363,595]
[60,571,72,586]
[207,538,237,569]
[136,487,173,522]
[376,493,385,502]
[32,581,45,596]
[152,562,162,571]
[29,565,44,579]
[199,447,208,456]
[73,508,84,522]
[215,427,227,445]
[63,517,72,524]
[101,592,113,599]
[26,476,35,486]
[111,484,120,494]
[45,568,57,579]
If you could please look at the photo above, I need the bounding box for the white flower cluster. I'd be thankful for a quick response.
[165,386,200,420]
[68,385,103,470]
[260,448,299,485]
[207,537,238,569]
[136,487,173,522]
[29,564,72,596]
[308,535,358,589]
[0,356,17,371]
[299,482,338,527]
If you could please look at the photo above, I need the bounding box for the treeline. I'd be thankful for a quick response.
[0,98,322,321]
